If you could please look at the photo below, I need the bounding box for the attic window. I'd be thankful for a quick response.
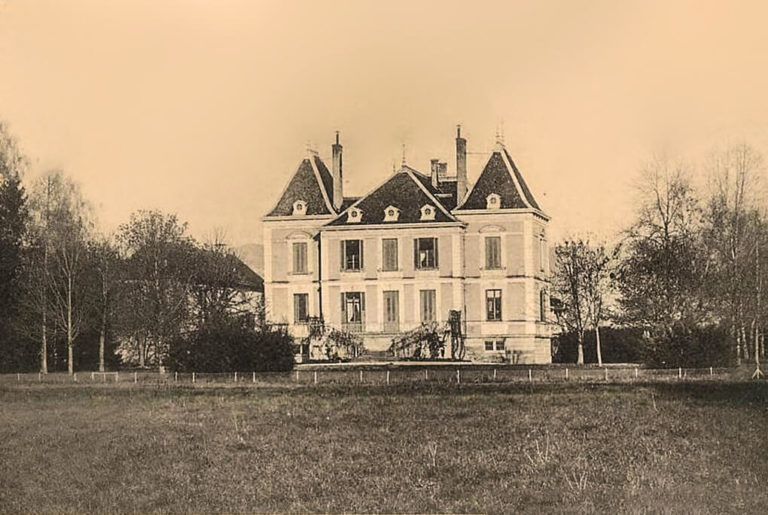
[384,206,400,222]
[486,194,501,210]
[293,200,307,216]
[420,205,436,221]
[347,208,363,223]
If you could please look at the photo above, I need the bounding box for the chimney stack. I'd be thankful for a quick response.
[456,125,467,205]
[430,158,440,188]
[332,131,343,211]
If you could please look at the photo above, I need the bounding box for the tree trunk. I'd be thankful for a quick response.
[595,325,603,366]
[577,331,584,365]
[98,310,106,373]
[67,275,73,375]
[41,296,48,374]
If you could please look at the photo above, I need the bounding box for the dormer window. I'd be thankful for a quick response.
[486,194,501,210]
[384,205,400,222]
[420,204,436,221]
[292,200,307,216]
[347,208,363,223]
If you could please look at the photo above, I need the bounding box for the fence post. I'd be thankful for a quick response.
[425,369,428,381]
[493,368,497,381]
[17,373,20,382]
[252,371,256,383]
[73,373,77,383]
[38,372,41,382]
[175,371,178,382]
[710,366,713,377]
[192,372,196,384]
[678,367,682,379]
[528,369,532,383]
[91,372,94,381]
[359,369,363,383]
[386,370,390,385]
[295,370,299,383]
[115,371,119,382]
[635,367,638,379]
[234,371,238,383]
[456,369,460,384]
[565,368,569,381]
[134,371,137,384]
[313,371,318,385]
[604,368,608,381]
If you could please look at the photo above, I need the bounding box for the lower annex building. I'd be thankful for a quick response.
[262,127,552,363]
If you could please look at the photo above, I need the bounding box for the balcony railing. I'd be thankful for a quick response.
[342,322,364,334]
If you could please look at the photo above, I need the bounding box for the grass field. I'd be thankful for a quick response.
[1,382,767,513]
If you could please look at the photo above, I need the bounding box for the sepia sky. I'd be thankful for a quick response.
[2,0,768,245]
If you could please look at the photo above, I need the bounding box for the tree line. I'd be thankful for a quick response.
[0,121,291,374]
[552,146,767,370]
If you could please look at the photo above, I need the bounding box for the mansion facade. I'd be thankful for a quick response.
[262,128,552,363]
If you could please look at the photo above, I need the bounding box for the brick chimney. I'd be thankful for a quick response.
[430,158,440,188]
[456,125,467,206]
[332,131,343,211]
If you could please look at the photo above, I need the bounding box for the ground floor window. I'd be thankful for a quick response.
[486,289,502,321]
[293,293,308,323]
[484,339,506,352]
[342,292,365,332]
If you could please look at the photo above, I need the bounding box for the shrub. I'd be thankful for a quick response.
[168,317,295,372]
[643,322,734,368]
[553,326,646,364]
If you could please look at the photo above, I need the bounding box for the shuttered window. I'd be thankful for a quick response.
[382,238,398,271]
[293,293,308,323]
[420,289,436,322]
[485,236,501,269]
[292,242,308,274]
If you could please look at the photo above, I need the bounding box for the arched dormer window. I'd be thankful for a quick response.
[292,200,307,216]
[420,204,436,221]
[486,193,501,210]
[347,207,363,223]
[384,206,400,222]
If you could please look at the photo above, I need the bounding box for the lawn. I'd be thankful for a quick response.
[1,382,767,513]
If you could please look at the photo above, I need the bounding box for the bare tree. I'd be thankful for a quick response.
[552,238,612,365]
[28,171,92,374]
[703,143,766,364]
[616,155,707,335]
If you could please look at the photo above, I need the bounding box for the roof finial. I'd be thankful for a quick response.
[495,119,505,149]
[401,143,406,167]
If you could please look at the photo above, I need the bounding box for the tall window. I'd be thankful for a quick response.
[485,236,501,269]
[342,292,365,332]
[420,289,436,322]
[414,237,438,270]
[342,239,363,271]
[293,293,308,323]
[486,289,502,321]
[382,238,398,271]
[292,242,308,274]
[383,290,399,332]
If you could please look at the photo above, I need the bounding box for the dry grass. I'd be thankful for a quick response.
[1,382,767,513]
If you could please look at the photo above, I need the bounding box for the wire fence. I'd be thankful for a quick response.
[0,365,749,387]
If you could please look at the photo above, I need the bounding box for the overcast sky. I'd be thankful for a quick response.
[2,0,768,245]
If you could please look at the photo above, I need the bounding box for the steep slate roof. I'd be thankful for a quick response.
[266,156,335,217]
[326,166,457,226]
[459,147,541,210]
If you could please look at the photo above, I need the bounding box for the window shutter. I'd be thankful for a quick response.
[359,239,364,270]
[293,294,299,322]
[433,238,439,268]
[340,241,344,271]
[341,293,346,322]
[414,238,419,269]
[361,292,366,324]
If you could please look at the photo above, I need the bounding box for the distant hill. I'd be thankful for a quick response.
[235,243,264,276]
